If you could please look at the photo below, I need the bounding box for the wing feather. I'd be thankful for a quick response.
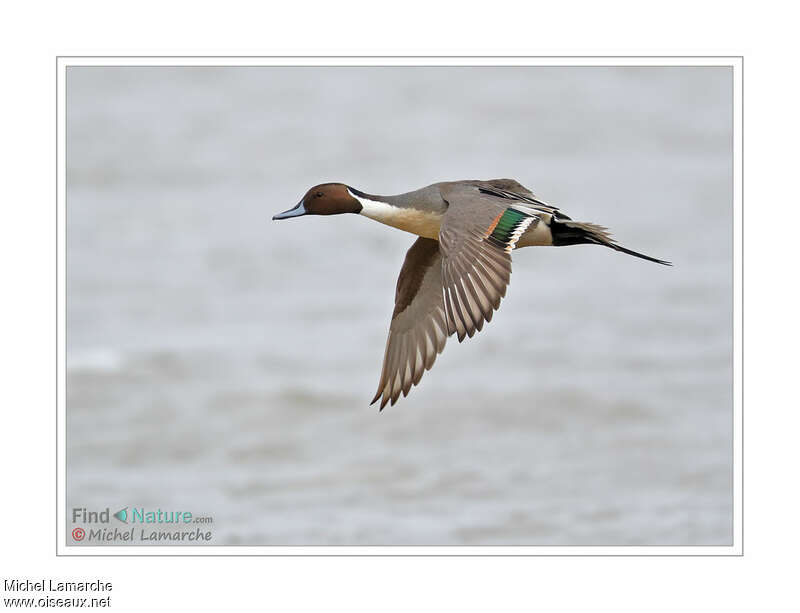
[371,183,538,409]
[371,238,448,410]
[438,183,535,343]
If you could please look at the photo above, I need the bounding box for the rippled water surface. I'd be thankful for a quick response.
[66,66,733,545]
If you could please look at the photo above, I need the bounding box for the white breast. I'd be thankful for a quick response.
[354,195,442,240]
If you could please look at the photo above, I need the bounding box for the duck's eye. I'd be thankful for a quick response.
[315,192,323,198]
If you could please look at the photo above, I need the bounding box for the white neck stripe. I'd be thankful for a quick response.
[347,189,395,219]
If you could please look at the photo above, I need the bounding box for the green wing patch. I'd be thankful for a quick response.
[487,208,532,250]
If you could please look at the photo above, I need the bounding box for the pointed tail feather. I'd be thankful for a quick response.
[551,220,672,266]
[601,241,672,266]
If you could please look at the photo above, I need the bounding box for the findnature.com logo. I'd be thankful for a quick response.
[70,506,214,544]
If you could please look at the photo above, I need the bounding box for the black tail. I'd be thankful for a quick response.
[551,219,672,266]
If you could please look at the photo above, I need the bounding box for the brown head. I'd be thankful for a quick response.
[273,183,363,220]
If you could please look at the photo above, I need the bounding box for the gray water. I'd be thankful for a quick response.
[66,66,733,546]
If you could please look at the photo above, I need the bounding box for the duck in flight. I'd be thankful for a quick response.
[273,179,670,410]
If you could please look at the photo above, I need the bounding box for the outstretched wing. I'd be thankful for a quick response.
[438,183,538,341]
[371,184,540,410]
[371,237,449,410]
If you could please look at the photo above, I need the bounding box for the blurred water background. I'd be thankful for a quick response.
[66,66,732,545]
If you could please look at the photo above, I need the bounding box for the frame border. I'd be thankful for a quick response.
[56,55,743,556]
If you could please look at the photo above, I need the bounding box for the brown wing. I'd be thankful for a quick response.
[438,183,538,342]
[472,178,562,216]
[481,178,537,196]
[371,237,449,410]
[371,185,538,410]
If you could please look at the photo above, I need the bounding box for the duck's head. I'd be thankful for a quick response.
[273,183,363,220]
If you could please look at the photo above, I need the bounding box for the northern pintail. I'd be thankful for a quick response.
[273,179,670,409]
